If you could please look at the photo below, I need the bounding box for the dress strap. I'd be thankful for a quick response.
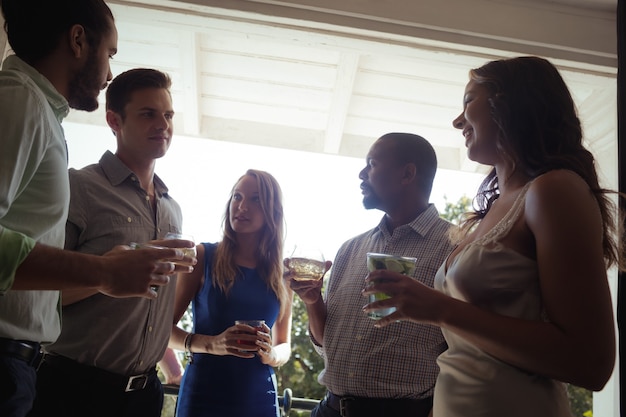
[199,242,218,295]
[475,180,533,247]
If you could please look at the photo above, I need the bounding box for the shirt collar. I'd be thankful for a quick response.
[2,55,69,122]
[99,150,170,196]
[375,204,443,238]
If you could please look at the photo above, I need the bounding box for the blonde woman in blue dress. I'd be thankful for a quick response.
[363,56,622,417]
[168,169,292,417]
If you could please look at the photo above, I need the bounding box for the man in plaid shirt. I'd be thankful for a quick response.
[289,132,454,417]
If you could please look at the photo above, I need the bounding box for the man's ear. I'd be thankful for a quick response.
[401,162,417,185]
[105,110,121,135]
[68,24,87,59]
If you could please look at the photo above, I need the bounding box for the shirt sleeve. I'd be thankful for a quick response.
[309,244,348,359]
[311,303,328,358]
[310,281,328,357]
[65,169,87,251]
[0,75,48,289]
[0,228,36,293]
[311,328,325,360]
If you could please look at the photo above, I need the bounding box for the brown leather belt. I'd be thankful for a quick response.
[0,337,42,367]
[325,391,433,417]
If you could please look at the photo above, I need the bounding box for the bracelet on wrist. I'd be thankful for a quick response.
[183,332,194,363]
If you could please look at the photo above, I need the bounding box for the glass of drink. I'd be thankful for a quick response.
[235,320,265,351]
[366,252,417,320]
[164,232,197,260]
[285,246,326,282]
[129,242,167,250]
[129,242,169,291]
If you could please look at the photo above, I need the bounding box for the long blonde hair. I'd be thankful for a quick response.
[212,169,289,318]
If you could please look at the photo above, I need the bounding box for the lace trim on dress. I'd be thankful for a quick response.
[472,180,534,250]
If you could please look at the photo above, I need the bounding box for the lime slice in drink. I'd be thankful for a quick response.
[384,258,405,273]
[371,292,391,301]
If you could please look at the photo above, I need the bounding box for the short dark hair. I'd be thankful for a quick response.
[106,68,172,117]
[380,132,437,195]
[1,0,114,65]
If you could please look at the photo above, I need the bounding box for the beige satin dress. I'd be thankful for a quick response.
[433,182,573,417]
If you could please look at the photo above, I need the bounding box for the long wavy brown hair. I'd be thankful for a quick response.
[459,56,624,270]
[212,169,289,318]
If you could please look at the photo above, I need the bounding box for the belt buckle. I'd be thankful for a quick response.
[125,374,148,392]
[31,350,44,370]
[339,396,355,417]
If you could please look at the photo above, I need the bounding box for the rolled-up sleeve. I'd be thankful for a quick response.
[0,59,69,292]
[0,228,36,292]
[0,77,40,291]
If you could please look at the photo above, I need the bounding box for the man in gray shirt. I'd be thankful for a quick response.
[29,68,191,417]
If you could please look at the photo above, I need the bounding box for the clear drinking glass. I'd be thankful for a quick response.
[285,245,326,282]
[164,232,197,259]
[129,242,169,291]
[235,320,265,351]
[366,252,417,320]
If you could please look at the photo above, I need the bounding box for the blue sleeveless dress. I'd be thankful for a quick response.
[176,243,281,417]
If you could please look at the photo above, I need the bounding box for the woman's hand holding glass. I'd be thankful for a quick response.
[362,269,449,327]
[252,322,277,365]
[222,320,272,360]
[187,324,265,359]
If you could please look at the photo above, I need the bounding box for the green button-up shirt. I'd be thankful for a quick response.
[0,55,69,342]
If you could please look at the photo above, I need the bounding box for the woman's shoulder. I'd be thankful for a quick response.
[201,242,221,260]
[525,169,597,220]
[529,169,590,196]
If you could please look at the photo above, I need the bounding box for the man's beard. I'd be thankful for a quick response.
[67,49,102,112]
[362,193,381,210]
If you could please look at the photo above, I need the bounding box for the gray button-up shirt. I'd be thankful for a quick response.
[46,150,183,375]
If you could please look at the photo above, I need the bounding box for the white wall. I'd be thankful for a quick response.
[164,0,617,67]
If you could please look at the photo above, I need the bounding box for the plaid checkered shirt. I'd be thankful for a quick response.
[313,204,454,399]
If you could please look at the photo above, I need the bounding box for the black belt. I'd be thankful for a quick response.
[0,337,42,367]
[325,391,433,417]
[42,353,156,392]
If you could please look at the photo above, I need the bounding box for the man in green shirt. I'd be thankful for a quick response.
[0,1,193,416]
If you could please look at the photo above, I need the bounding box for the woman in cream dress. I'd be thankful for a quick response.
[363,56,623,416]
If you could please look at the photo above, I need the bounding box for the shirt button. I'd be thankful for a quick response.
[148,326,153,332]
[348,372,354,378]
[139,360,144,366]
[356,335,362,341]
[145,195,150,201]
[127,217,132,223]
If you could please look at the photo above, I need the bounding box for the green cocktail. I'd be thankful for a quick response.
[366,253,417,320]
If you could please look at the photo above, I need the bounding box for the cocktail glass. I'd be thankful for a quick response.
[285,246,326,282]
[366,252,417,320]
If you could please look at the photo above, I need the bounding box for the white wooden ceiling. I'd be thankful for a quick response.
[60,0,617,176]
